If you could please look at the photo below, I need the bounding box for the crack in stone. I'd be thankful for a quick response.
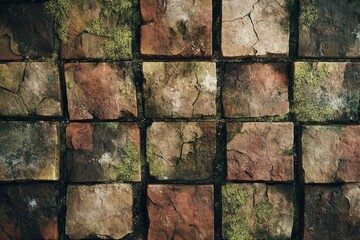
[249,0,261,55]
[192,64,201,116]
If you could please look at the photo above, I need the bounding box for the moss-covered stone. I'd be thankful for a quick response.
[299,0,319,33]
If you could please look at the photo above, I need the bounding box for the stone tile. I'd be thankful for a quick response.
[0,184,58,240]
[0,121,60,181]
[294,62,360,122]
[223,63,289,118]
[66,184,133,239]
[66,122,141,182]
[143,62,216,118]
[0,2,54,60]
[221,0,290,57]
[302,125,360,183]
[299,0,360,57]
[304,184,360,239]
[140,0,212,57]
[222,184,293,240]
[64,62,137,120]
[227,122,294,181]
[148,184,214,240]
[147,122,216,180]
[0,62,62,117]
[45,0,132,59]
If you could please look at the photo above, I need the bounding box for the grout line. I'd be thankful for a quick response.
[58,122,68,240]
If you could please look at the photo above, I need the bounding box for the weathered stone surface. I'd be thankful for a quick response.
[66,184,133,239]
[222,184,293,240]
[0,62,62,116]
[140,0,212,57]
[0,184,58,240]
[302,125,360,183]
[45,0,132,59]
[223,63,289,118]
[222,0,290,57]
[0,3,54,60]
[147,122,216,180]
[294,62,360,122]
[227,122,294,181]
[148,184,214,240]
[299,0,360,57]
[66,122,141,182]
[64,62,137,120]
[143,62,216,118]
[0,121,60,181]
[304,184,360,239]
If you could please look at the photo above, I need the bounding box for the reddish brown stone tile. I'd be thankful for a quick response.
[148,184,214,240]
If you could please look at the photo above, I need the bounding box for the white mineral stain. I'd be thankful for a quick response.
[98,152,113,165]
[201,69,217,92]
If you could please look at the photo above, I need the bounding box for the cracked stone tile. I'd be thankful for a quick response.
[147,122,216,180]
[140,0,212,57]
[304,184,360,239]
[294,62,360,122]
[66,184,133,239]
[66,122,141,182]
[0,184,58,240]
[0,121,60,181]
[0,62,62,117]
[227,122,294,181]
[302,125,360,183]
[299,0,360,57]
[223,63,289,118]
[0,2,54,60]
[221,0,290,57]
[64,62,137,120]
[148,184,214,240]
[222,183,293,240]
[143,62,216,118]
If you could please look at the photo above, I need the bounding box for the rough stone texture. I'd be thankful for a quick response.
[222,184,293,240]
[148,185,214,240]
[299,0,360,57]
[304,184,360,239]
[143,62,216,118]
[147,122,216,180]
[221,0,290,57]
[66,184,133,239]
[64,62,137,120]
[66,122,141,182]
[227,122,294,181]
[294,62,360,122]
[54,0,132,59]
[0,184,58,240]
[0,121,60,181]
[0,2,54,60]
[140,0,212,57]
[302,125,360,183]
[0,62,62,116]
[223,63,289,118]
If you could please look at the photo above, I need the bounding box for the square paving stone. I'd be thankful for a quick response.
[45,0,132,59]
[0,184,58,240]
[0,121,60,181]
[221,0,290,57]
[294,62,360,122]
[143,62,216,118]
[64,62,137,120]
[299,0,360,57]
[304,184,360,239]
[302,125,360,183]
[66,122,141,182]
[147,184,214,240]
[66,183,133,239]
[140,0,212,57]
[0,62,62,117]
[223,63,289,118]
[222,183,293,240]
[0,2,54,60]
[147,122,216,180]
[227,122,294,181]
